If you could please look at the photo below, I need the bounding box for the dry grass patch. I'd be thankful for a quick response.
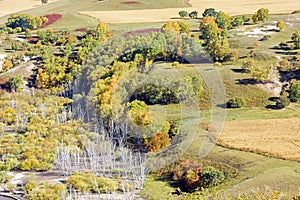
[218,117,300,161]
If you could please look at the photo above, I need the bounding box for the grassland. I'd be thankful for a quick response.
[1,0,300,199]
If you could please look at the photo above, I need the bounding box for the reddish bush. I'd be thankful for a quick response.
[171,161,225,192]
[124,28,160,37]
[75,28,87,32]
[40,14,62,28]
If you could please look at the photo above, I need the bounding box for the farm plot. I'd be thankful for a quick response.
[80,0,300,24]
[218,117,300,161]
[0,0,60,18]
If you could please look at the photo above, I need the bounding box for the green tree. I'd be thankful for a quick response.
[202,8,218,17]
[9,76,23,92]
[215,11,231,29]
[6,14,47,31]
[276,19,286,32]
[292,31,300,49]
[25,29,32,38]
[162,21,190,34]
[11,42,18,51]
[252,8,269,23]
[276,96,290,109]
[41,0,48,4]
[289,83,300,102]
[179,10,189,19]
[231,16,244,28]
[189,11,198,19]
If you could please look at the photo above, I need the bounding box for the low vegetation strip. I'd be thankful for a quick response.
[218,118,300,161]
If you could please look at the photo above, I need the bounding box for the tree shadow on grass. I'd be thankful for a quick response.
[231,68,245,73]
[235,78,256,85]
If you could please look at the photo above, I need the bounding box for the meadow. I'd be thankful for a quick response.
[0,0,300,199]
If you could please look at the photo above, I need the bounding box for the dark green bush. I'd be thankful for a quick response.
[276,96,290,109]
[227,97,245,108]
[6,14,47,31]
[289,83,300,102]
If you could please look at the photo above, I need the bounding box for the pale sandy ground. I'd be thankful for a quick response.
[0,0,59,18]
[80,0,300,24]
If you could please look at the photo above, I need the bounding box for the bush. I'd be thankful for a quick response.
[289,83,300,102]
[6,14,47,31]
[146,132,170,152]
[242,15,251,23]
[202,8,218,17]
[227,97,245,108]
[242,59,255,73]
[276,96,290,109]
[189,11,198,19]
[172,161,225,192]
[66,171,118,193]
[179,10,189,18]
[276,19,286,32]
[261,35,271,41]
[172,61,180,67]
[23,181,66,200]
[252,8,269,23]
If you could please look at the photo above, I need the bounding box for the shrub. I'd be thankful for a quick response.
[23,181,66,200]
[6,14,47,31]
[275,96,290,109]
[0,108,17,125]
[227,97,245,108]
[146,132,170,152]
[242,58,255,73]
[172,61,180,67]
[279,59,290,70]
[0,171,11,184]
[189,11,198,19]
[179,10,189,18]
[66,171,118,193]
[172,161,225,192]
[231,16,244,28]
[252,8,269,23]
[9,76,23,92]
[214,62,222,67]
[1,59,13,72]
[292,31,300,49]
[242,15,251,23]
[277,19,286,32]
[25,29,32,38]
[289,83,300,102]
[202,8,218,17]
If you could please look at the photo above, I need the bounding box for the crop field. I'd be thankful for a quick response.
[81,0,300,24]
[0,0,59,18]
[218,117,300,161]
